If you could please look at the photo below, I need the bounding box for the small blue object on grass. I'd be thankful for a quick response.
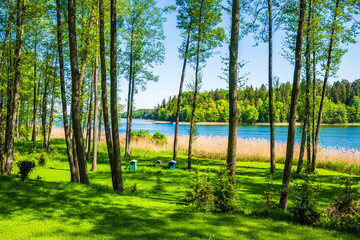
[168,160,176,170]
[129,160,137,170]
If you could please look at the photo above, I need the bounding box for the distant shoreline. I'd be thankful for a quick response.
[144,120,360,127]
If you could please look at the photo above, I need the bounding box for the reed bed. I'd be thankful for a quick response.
[51,128,360,174]
[120,134,360,174]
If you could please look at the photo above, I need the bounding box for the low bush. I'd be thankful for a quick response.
[17,160,36,182]
[259,173,277,216]
[291,173,321,225]
[153,132,167,145]
[324,176,360,233]
[38,151,49,166]
[213,169,237,212]
[183,166,214,209]
[153,176,163,191]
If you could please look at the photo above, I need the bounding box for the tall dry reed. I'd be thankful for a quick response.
[51,128,360,173]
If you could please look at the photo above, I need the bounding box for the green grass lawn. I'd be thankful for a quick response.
[0,139,359,239]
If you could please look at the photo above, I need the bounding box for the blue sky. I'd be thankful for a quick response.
[118,1,360,110]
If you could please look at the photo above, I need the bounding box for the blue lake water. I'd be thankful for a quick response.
[118,119,360,150]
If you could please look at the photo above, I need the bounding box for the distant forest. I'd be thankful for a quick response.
[124,79,360,124]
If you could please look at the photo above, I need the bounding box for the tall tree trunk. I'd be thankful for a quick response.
[188,0,204,171]
[79,5,96,126]
[125,27,134,158]
[173,18,192,161]
[297,122,307,173]
[268,0,275,175]
[279,0,306,211]
[99,0,115,188]
[86,62,95,160]
[3,0,26,176]
[42,58,53,149]
[92,57,99,172]
[68,0,89,185]
[312,36,316,168]
[16,99,20,141]
[47,72,56,152]
[56,0,78,182]
[312,0,340,173]
[297,0,313,174]
[98,106,102,141]
[127,61,136,157]
[0,99,5,174]
[227,0,240,178]
[110,0,123,192]
[32,36,38,149]
[0,6,15,76]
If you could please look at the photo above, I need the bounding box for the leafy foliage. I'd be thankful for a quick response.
[213,169,237,212]
[183,165,214,209]
[260,174,277,216]
[291,173,321,225]
[38,151,49,167]
[324,176,360,233]
[17,160,36,182]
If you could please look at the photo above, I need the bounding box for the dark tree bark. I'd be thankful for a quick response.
[86,62,95,160]
[99,0,115,188]
[188,0,204,170]
[56,0,78,182]
[47,70,56,152]
[3,0,26,176]
[297,0,313,174]
[279,0,306,211]
[68,0,89,185]
[173,18,192,161]
[0,6,15,76]
[268,0,275,175]
[32,36,38,149]
[227,0,240,178]
[110,0,123,192]
[92,57,99,172]
[0,99,5,174]
[312,0,340,173]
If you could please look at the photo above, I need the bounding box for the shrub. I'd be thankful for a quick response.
[213,169,237,212]
[324,176,360,233]
[153,132,167,145]
[153,176,163,191]
[131,130,151,140]
[183,166,214,209]
[38,151,49,166]
[291,173,321,225]
[260,173,277,216]
[131,183,138,192]
[17,160,36,182]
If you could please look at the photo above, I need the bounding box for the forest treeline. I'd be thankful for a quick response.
[127,79,360,124]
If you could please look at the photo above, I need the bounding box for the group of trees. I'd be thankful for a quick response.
[131,79,360,124]
[0,0,359,213]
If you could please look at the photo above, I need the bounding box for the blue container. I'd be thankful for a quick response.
[130,160,137,170]
[168,160,176,170]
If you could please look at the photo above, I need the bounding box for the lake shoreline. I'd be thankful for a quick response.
[144,120,360,127]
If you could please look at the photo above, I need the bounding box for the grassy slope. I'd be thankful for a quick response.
[0,139,359,240]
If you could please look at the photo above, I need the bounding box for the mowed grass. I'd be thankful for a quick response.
[0,139,359,240]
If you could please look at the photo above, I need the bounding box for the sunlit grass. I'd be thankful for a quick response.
[0,139,359,239]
